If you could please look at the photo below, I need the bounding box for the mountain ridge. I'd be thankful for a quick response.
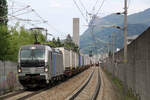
[80,8,150,54]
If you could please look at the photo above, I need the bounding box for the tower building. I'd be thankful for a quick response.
[73,18,80,46]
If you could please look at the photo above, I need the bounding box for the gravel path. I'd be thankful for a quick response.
[97,67,122,100]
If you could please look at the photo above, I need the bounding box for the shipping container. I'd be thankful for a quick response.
[57,47,70,70]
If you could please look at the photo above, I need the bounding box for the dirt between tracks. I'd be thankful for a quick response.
[97,67,122,100]
[26,67,94,100]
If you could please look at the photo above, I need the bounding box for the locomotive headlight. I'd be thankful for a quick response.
[18,68,22,73]
[44,68,48,72]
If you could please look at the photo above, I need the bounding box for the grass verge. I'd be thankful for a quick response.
[104,69,138,100]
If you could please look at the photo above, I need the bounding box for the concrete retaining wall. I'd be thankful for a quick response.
[104,27,150,100]
[0,61,21,95]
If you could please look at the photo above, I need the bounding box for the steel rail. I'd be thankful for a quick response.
[0,89,25,100]
[91,67,101,100]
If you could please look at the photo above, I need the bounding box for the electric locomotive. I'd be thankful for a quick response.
[17,44,64,88]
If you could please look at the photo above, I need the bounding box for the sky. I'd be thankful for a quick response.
[7,0,150,39]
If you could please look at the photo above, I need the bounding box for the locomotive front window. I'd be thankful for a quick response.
[20,49,45,60]
[32,49,45,60]
[20,50,32,60]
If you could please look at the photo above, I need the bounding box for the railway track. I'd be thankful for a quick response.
[0,80,64,100]
[0,67,96,100]
[16,88,49,100]
[26,68,93,100]
[0,89,25,100]
[66,67,101,100]
[0,87,50,100]
[91,68,101,100]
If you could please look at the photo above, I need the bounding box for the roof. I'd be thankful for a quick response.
[20,44,46,50]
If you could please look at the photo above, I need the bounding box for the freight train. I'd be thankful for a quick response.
[17,44,92,88]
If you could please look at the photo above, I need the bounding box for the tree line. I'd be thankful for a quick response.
[49,34,79,53]
[0,25,79,61]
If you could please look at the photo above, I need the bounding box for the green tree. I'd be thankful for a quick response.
[65,34,72,43]
[64,34,79,53]
[52,38,56,44]
[46,37,62,48]
[56,37,62,47]
[47,41,56,48]
[7,26,46,61]
[0,0,8,25]
[0,25,9,60]
[0,0,8,60]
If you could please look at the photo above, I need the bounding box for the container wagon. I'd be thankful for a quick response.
[57,47,72,77]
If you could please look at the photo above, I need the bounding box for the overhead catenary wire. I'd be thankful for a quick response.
[13,9,33,17]
[0,0,66,41]
[28,8,67,38]
[127,0,131,9]
[73,0,101,52]
[5,0,67,38]
[0,4,33,21]
[8,16,43,22]
[92,0,99,11]
[78,0,88,13]
[88,0,107,54]
[71,0,107,53]
[89,16,98,54]
[78,0,89,22]
[31,8,47,23]
[72,0,88,23]
[27,6,65,35]
[0,5,43,23]
[10,5,30,15]
[96,0,106,15]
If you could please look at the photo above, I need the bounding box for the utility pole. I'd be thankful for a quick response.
[34,32,38,43]
[89,15,97,56]
[107,43,110,56]
[124,0,128,63]
[123,1,128,99]
[45,29,48,41]
[112,32,115,63]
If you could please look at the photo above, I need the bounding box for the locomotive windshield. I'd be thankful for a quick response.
[20,49,45,60]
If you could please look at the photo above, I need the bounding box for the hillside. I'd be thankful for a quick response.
[80,8,150,54]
